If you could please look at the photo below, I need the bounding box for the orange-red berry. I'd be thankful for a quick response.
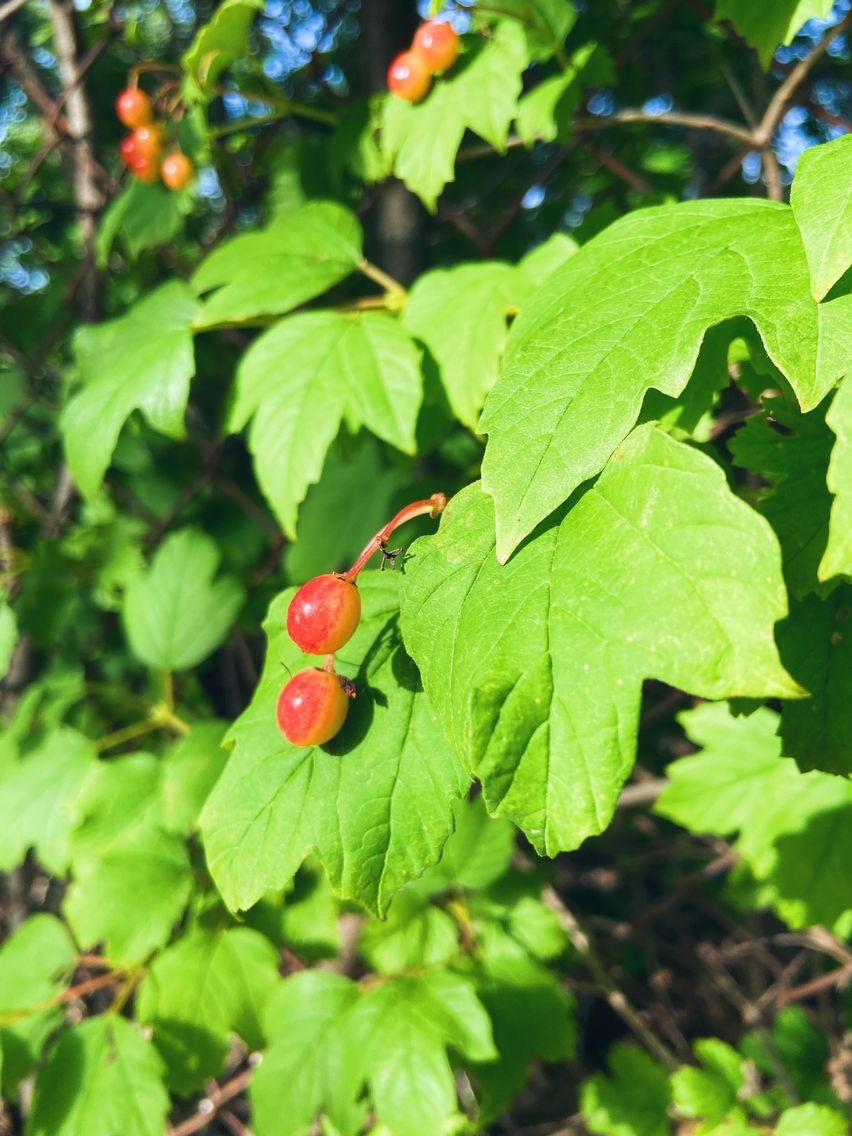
[277,667,350,747]
[387,50,431,103]
[115,87,152,129]
[128,124,164,161]
[161,152,195,191]
[118,134,159,182]
[412,20,459,74]
[287,574,361,655]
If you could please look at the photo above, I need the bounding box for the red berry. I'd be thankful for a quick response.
[287,574,361,655]
[161,152,195,191]
[115,87,152,129]
[412,20,459,74]
[387,50,431,103]
[132,155,160,183]
[118,134,160,182]
[128,124,164,161]
[277,667,350,747]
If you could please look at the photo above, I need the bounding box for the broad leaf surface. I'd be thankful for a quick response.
[0,598,17,678]
[358,891,459,974]
[201,572,468,915]
[381,21,528,208]
[0,915,77,1098]
[402,426,796,856]
[403,262,518,427]
[790,129,852,300]
[64,753,193,963]
[26,1016,169,1136]
[63,282,200,499]
[0,727,95,875]
[480,199,819,560]
[182,0,263,100]
[820,370,852,582]
[420,796,516,894]
[481,0,576,59]
[160,720,229,833]
[96,179,190,266]
[123,529,244,671]
[776,1104,849,1136]
[227,311,421,537]
[580,1044,671,1136]
[656,702,852,928]
[192,201,362,325]
[713,0,834,67]
[670,1039,744,1127]
[136,926,280,1093]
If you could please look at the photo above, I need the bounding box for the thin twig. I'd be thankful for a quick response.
[0,0,28,23]
[576,109,753,144]
[167,1068,254,1136]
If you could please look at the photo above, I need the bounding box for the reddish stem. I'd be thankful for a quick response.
[341,493,448,582]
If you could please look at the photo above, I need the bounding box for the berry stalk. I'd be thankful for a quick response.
[341,493,448,582]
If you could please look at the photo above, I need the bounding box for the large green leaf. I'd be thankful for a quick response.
[192,201,362,326]
[713,0,834,68]
[64,753,193,963]
[820,370,852,582]
[201,572,468,915]
[181,0,263,101]
[136,927,280,1094]
[63,282,200,500]
[96,179,190,266]
[381,21,528,209]
[581,1044,671,1136]
[402,426,796,856]
[159,720,229,834]
[777,1104,849,1136]
[0,598,17,679]
[656,702,852,929]
[26,1016,169,1136]
[0,915,77,1099]
[0,727,95,875]
[480,199,819,561]
[122,529,244,671]
[791,133,852,300]
[228,311,421,538]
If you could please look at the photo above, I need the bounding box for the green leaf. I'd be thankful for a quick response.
[96,179,190,266]
[422,795,516,893]
[252,971,365,1136]
[777,587,852,775]
[26,1015,169,1136]
[729,397,834,598]
[192,202,362,326]
[820,372,852,581]
[791,133,852,300]
[136,926,280,1094]
[776,1104,849,1136]
[0,727,96,875]
[516,42,600,144]
[402,263,517,427]
[64,753,193,963]
[515,232,579,289]
[63,282,201,499]
[123,529,244,671]
[670,1038,744,1127]
[480,199,819,560]
[381,22,528,209]
[0,598,17,679]
[181,0,263,101]
[358,892,459,974]
[478,0,576,59]
[228,312,421,538]
[0,915,77,1099]
[713,1,834,68]
[402,427,796,857]
[581,1044,671,1136]
[201,572,468,916]
[160,720,229,833]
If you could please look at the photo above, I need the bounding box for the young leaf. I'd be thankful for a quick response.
[0,915,77,1099]
[123,529,245,671]
[26,1016,169,1136]
[96,179,190,266]
[820,372,852,581]
[670,1038,745,1128]
[403,263,518,427]
[776,1103,849,1136]
[790,132,852,300]
[421,796,516,893]
[136,927,280,1094]
[480,199,819,561]
[402,426,796,857]
[581,1044,671,1136]
[192,202,362,326]
[713,1,834,68]
[358,891,459,974]
[227,311,421,538]
[181,0,263,101]
[201,572,468,915]
[62,282,201,500]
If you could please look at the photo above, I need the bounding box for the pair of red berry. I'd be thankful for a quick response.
[116,87,194,191]
[276,495,449,749]
[387,19,460,104]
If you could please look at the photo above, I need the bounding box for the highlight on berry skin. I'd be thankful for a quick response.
[276,667,351,747]
[412,20,460,74]
[115,86,152,129]
[286,574,362,656]
[387,50,432,103]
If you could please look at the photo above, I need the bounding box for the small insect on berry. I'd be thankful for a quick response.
[412,20,460,74]
[161,152,195,191]
[387,50,431,103]
[277,667,353,747]
[287,574,361,655]
[115,87,152,129]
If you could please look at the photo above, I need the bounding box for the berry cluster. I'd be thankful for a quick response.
[115,86,194,191]
[387,19,460,104]
[277,494,448,748]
